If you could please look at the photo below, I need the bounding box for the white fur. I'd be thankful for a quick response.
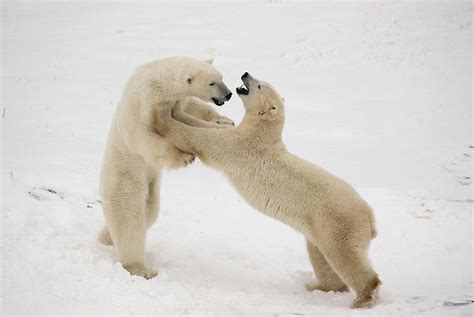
[157,74,381,308]
[98,57,233,279]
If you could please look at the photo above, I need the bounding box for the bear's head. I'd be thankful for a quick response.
[184,58,232,106]
[236,72,285,123]
[142,57,232,106]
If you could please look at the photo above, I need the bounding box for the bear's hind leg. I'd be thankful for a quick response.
[102,181,157,279]
[305,239,348,292]
[316,238,381,308]
[146,171,161,230]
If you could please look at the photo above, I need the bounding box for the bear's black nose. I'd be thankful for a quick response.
[225,92,232,101]
[242,72,249,79]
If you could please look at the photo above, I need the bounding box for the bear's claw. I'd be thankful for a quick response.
[123,264,158,279]
[184,154,196,165]
[213,116,234,127]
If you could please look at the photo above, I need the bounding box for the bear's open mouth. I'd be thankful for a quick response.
[236,81,249,96]
[212,98,225,106]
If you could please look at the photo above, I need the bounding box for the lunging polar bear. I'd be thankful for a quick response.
[156,73,381,308]
[98,57,233,278]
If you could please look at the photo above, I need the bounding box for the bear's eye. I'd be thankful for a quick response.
[209,82,215,86]
[258,84,261,89]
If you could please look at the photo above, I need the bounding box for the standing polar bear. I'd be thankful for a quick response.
[156,73,381,308]
[99,57,233,278]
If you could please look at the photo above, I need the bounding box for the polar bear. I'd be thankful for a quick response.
[155,72,381,308]
[98,57,233,279]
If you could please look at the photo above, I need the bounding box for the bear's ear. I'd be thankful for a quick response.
[204,57,214,64]
[186,74,193,84]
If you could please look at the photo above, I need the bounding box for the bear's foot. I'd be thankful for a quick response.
[305,281,349,293]
[182,153,196,166]
[350,276,381,309]
[165,149,196,169]
[124,263,158,279]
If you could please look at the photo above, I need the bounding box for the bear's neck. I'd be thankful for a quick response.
[239,112,285,146]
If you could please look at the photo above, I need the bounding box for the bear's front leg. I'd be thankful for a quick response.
[101,165,158,279]
[210,115,235,126]
[125,119,195,170]
[154,100,233,160]
[184,97,235,126]
[162,142,195,170]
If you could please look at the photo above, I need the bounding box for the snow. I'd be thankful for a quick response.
[1,1,472,315]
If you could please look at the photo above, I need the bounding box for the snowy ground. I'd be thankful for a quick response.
[1,1,473,315]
